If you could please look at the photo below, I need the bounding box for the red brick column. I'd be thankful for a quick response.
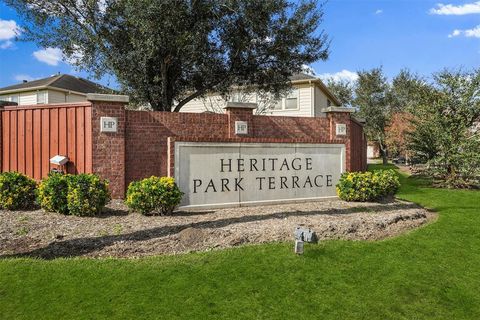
[224,102,256,138]
[89,94,129,198]
[324,107,355,171]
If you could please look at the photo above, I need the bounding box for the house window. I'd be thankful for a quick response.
[37,91,47,104]
[272,99,282,110]
[10,95,19,103]
[229,92,240,102]
[284,90,298,110]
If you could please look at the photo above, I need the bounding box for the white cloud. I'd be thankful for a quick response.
[0,19,20,49]
[33,47,63,66]
[375,9,383,14]
[301,64,316,75]
[0,40,13,49]
[64,45,84,65]
[449,25,480,38]
[14,74,37,82]
[430,1,480,15]
[318,69,359,83]
[0,19,20,40]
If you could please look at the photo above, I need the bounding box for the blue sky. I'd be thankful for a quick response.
[0,0,479,88]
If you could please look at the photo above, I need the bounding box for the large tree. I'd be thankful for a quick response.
[354,67,391,165]
[325,78,355,107]
[389,69,427,113]
[7,0,330,111]
[384,69,429,159]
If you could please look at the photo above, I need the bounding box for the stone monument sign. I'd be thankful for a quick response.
[174,142,345,208]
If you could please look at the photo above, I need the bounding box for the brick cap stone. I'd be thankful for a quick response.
[87,93,129,103]
[224,102,257,110]
[321,106,355,113]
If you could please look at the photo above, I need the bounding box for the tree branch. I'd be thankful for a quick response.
[173,90,206,112]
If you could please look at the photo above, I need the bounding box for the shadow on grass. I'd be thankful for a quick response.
[0,202,420,260]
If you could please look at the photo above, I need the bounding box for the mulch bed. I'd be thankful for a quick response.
[0,199,436,259]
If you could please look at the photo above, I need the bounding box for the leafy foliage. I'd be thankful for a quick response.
[37,173,110,216]
[355,67,391,164]
[406,68,480,188]
[7,0,330,111]
[385,112,413,158]
[389,69,427,113]
[66,174,111,216]
[336,170,400,202]
[325,78,355,107]
[0,172,37,210]
[125,176,183,215]
[37,172,69,214]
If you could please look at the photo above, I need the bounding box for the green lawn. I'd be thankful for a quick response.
[1,165,479,319]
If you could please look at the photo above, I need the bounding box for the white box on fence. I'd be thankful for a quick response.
[50,155,69,166]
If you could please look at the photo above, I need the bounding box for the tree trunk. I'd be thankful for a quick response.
[379,141,388,165]
[159,60,174,111]
[382,153,388,165]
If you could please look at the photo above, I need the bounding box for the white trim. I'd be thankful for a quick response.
[269,88,300,112]
[310,82,314,116]
[178,196,340,210]
[0,86,90,97]
[321,106,355,113]
[86,93,129,103]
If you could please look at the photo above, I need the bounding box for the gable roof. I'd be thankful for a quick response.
[289,72,341,106]
[289,72,318,81]
[0,74,110,95]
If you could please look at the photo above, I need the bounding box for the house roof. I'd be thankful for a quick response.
[0,74,110,95]
[289,72,318,81]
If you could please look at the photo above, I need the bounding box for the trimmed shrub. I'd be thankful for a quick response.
[37,173,110,216]
[336,170,400,202]
[0,172,37,210]
[125,176,183,215]
[37,172,69,214]
[67,174,110,216]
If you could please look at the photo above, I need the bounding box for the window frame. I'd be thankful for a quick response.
[270,89,300,112]
[10,95,19,103]
[36,91,47,104]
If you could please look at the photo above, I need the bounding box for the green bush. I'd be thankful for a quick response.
[125,176,183,215]
[0,172,37,210]
[66,174,110,216]
[37,173,110,216]
[37,172,69,214]
[336,170,400,202]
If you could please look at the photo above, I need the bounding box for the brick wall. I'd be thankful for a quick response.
[125,111,229,186]
[1,99,366,199]
[124,106,362,192]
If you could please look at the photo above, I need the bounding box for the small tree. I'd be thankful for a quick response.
[8,0,330,111]
[407,68,480,187]
[355,67,391,164]
[385,112,413,158]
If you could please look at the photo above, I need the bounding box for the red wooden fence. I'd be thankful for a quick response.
[1,103,93,180]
